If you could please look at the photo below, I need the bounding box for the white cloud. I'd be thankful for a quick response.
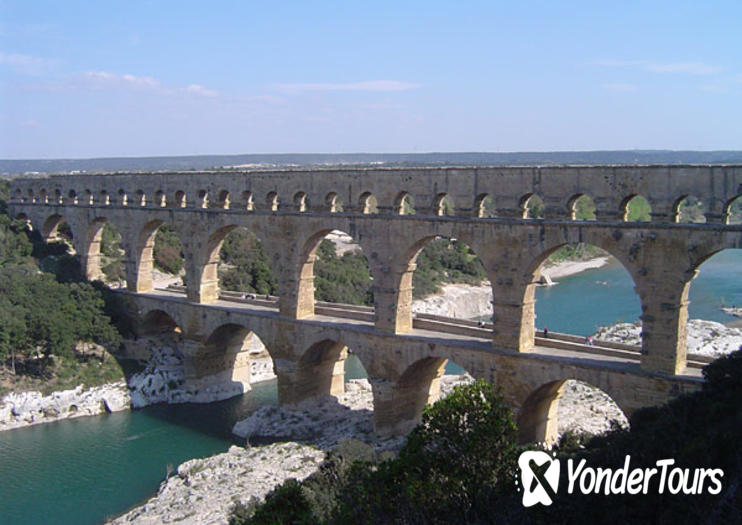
[603,83,637,92]
[593,59,722,76]
[276,80,421,93]
[0,51,55,74]
[83,71,219,98]
[186,84,219,97]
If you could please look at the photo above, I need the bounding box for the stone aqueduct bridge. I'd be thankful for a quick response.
[9,165,742,442]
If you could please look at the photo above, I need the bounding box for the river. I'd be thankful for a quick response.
[0,250,739,524]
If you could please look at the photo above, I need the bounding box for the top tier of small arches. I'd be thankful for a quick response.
[9,165,742,225]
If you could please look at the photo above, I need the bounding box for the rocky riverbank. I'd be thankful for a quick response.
[411,255,611,319]
[594,319,742,358]
[0,381,130,431]
[109,442,325,525]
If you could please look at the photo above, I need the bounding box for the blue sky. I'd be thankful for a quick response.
[1,1,741,158]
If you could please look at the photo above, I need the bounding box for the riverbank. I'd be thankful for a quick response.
[412,255,611,318]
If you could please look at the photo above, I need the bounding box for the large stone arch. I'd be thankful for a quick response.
[516,378,630,445]
[292,227,377,318]
[81,216,127,282]
[130,218,186,294]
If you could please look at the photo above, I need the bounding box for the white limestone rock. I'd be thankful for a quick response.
[0,381,131,431]
[108,442,324,525]
[594,319,742,358]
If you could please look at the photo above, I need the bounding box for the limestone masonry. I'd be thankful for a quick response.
[10,165,742,443]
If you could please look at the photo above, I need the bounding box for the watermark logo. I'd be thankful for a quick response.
[518,450,561,507]
[517,452,724,507]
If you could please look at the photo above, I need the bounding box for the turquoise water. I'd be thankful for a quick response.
[0,250,738,524]
[534,249,742,336]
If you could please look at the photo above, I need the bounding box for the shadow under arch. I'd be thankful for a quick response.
[386,356,475,435]
[82,217,126,282]
[523,241,642,349]
[294,228,375,317]
[517,378,629,445]
[191,323,275,400]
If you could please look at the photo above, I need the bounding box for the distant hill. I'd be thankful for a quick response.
[2,150,742,176]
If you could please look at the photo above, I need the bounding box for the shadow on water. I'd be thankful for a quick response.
[135,379,279,443]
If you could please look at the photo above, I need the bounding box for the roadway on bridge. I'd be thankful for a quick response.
[137,288,703,380]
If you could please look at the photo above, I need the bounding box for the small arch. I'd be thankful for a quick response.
[520,193,544,219]
[13,188,24,203]
[197,190,209,209]
[135,190,146,207]
[118,189,128,206]
[394,191,415,215]
[217,190,230,209]
[567,194,596,221]
[154,190,166,207]
[100,191,110,206]
[27,189,36,204]
[517,379,628,445]
[673,195,706,223]
[293,191,307,212]
[434,193,455,216]
[358,192,378,214]
[68,190,78,205]
[241,191,254,211]
[474,193,495,218]
[39,189,48,204]
[83,189,93,206]
[139,309,182,336]
[174,190,187,208]
[325,192,341,213]
[620,194,651,222]
[723,195,742,225]
[266,191,279,211]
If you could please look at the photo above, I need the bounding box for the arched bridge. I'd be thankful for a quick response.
[10,165,742,442]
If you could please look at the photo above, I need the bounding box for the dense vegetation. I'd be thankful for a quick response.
[232,351,742,524]
[314,240,374,305]
[0,181,125,394]
[218,228,277,295]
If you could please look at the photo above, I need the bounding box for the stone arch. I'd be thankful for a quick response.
[294,228,374,318]
[393,234,492,331]
[82,189,93,206]
[567,194,596,221]
[135,190,146,207]
[82,217,109,281]
[117,189,128,206]
[41,213,71,241]
[266,191,279,211]
[53,189,63,204]
[293,191,307,212]
[517,379,629,445]
[723,194,742,225]
[100,190,110,206]
[358,192,378,214]
[67,189,78,205]
[241,191,254,211]
[39,189,48,204]
[216,190,230,209]
[522,241,641,352]
[133,219,185,293]
[394,191,415,215]
[13,187,23,203]
[139,308,182,336]
[434,193,455,216]
[620,194,651,222]
[197,189,208,209]
[325,192,340,213]
[174,190,187,208]
[385,356,477,435]
[154,190,166,207]
[673,194,706,223]
[293,339,349,400]
[192,323,273,396]
[474,193,495,218]
[520,193,544,219]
